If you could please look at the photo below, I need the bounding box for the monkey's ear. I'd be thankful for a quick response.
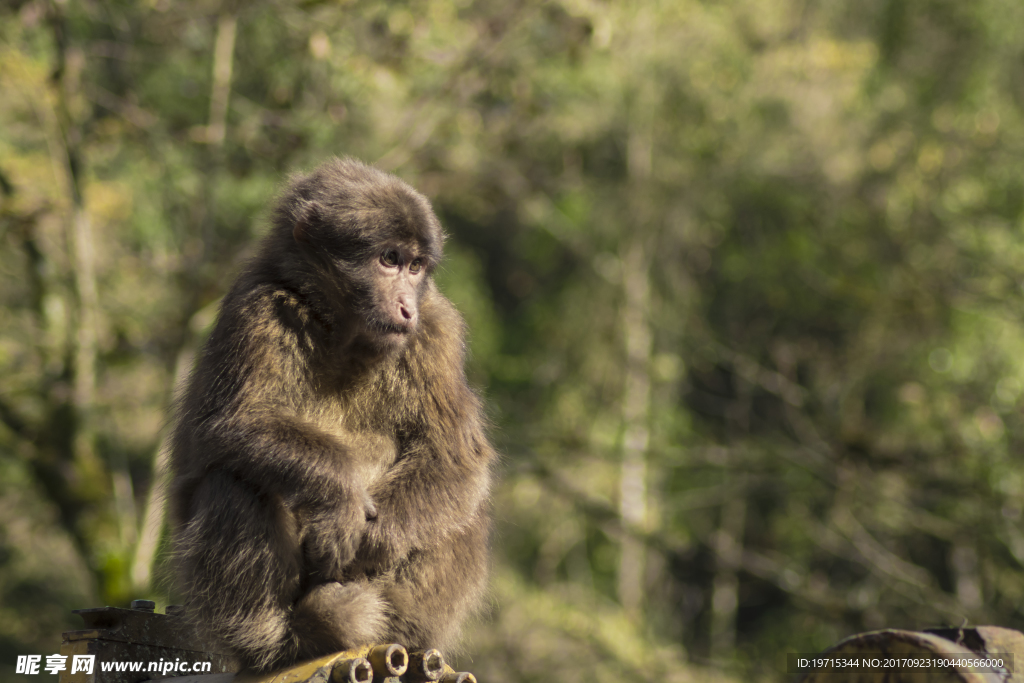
[293,218,310,243]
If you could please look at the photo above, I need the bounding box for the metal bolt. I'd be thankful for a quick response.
[331,657,372,683]
[130,600,156,612]
[406,650,445,682]
[439,674,477,683]
[368,643,408,679]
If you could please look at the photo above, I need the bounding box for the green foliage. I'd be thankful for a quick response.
[3,0,1024,680]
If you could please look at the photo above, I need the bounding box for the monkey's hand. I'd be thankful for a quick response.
[350,439,493,573]
[302,489,377,580]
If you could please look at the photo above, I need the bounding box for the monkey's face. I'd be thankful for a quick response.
[281,158,444,354]
[357,243,429,350]
[291,213,439,355]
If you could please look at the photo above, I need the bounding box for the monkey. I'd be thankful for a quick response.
[167,157,496,672]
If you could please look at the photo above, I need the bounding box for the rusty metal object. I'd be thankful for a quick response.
[404,650,445,682]
[330,658,372,683]
[59,601,239,683]
[367,644,408,681]
[437,673,476,683]
[58,603,475,683]
[798,626,1020,682]
[231,645,470,683]
[233,651,355,683]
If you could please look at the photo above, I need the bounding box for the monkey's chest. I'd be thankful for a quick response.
[327,423,399,485]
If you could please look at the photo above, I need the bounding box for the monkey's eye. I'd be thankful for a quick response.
[409,259,423,274]
[381,250,400,267]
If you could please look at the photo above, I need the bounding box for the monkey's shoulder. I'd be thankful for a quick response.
[215,282,326,354]
[183,283,327,411]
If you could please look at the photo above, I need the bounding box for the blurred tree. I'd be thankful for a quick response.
[3,0,1024,681]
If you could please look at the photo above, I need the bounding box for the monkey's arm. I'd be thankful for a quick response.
[178,283,364,502]
[358,414,494,567]
[184,413,374,578]
[194,412,356,503]
[174,288,373,576]
[354,292,496,567]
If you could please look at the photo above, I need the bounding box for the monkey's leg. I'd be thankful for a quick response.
[176,472,302,671]
[377,519,489,655]
[291,580,390,661]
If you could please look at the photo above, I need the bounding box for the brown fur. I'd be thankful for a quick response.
[168,157,495,671]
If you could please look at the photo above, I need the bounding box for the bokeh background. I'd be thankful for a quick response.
[4,0,1024,680]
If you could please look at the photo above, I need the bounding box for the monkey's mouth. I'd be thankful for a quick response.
[369,319,413,338]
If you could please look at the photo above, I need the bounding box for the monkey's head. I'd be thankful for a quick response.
[271,157,445,353]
